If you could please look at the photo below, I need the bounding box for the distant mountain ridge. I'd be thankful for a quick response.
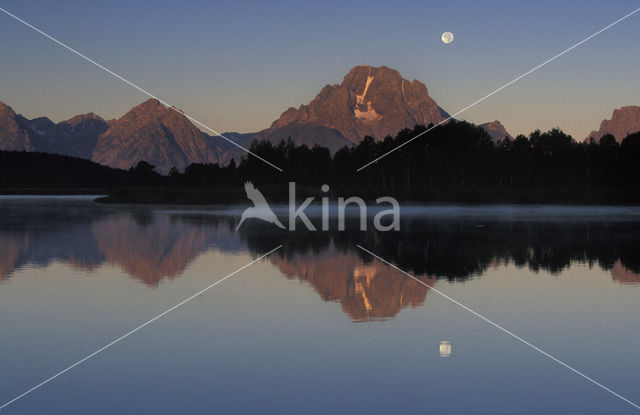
[479,120,512,142]
[588,106,640,142]
[0,101,37,151]
[27,113,108,159]
[0,99,237,174]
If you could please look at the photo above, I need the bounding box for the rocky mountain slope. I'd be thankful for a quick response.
[0,101,37,151]
[479,120,512,142]
[588,106,640,142]
[256,65,448,151]
[216,65,451,163]
[253,65,450,151]
[92,99,221,173]
[26,113,108,158]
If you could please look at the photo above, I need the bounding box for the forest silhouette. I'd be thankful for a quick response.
[2,120,639,203]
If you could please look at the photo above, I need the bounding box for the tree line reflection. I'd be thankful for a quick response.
[1,202,639,321]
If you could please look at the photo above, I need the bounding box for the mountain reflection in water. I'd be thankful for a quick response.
[1,199,639,322]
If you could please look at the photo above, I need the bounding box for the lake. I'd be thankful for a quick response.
[0,197,639,414]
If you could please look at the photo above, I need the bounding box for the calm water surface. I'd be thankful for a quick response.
[0,197,639,414]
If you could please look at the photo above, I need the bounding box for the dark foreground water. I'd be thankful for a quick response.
[0,197,639,414]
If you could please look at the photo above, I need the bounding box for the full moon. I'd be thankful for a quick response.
[439,340,452,357]
[441,31,454,44]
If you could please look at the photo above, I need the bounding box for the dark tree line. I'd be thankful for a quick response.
[0,151,130,188]
[3,121,640,203]
[171,120,640,203]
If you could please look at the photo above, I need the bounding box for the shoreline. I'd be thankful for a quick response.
[2,186,639,206]
[0,188,110,196]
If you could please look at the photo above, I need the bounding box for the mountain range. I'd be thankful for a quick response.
[0,99,225,173]
[1,65,638,173]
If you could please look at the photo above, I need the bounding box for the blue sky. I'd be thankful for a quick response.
[0,0,639,138]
